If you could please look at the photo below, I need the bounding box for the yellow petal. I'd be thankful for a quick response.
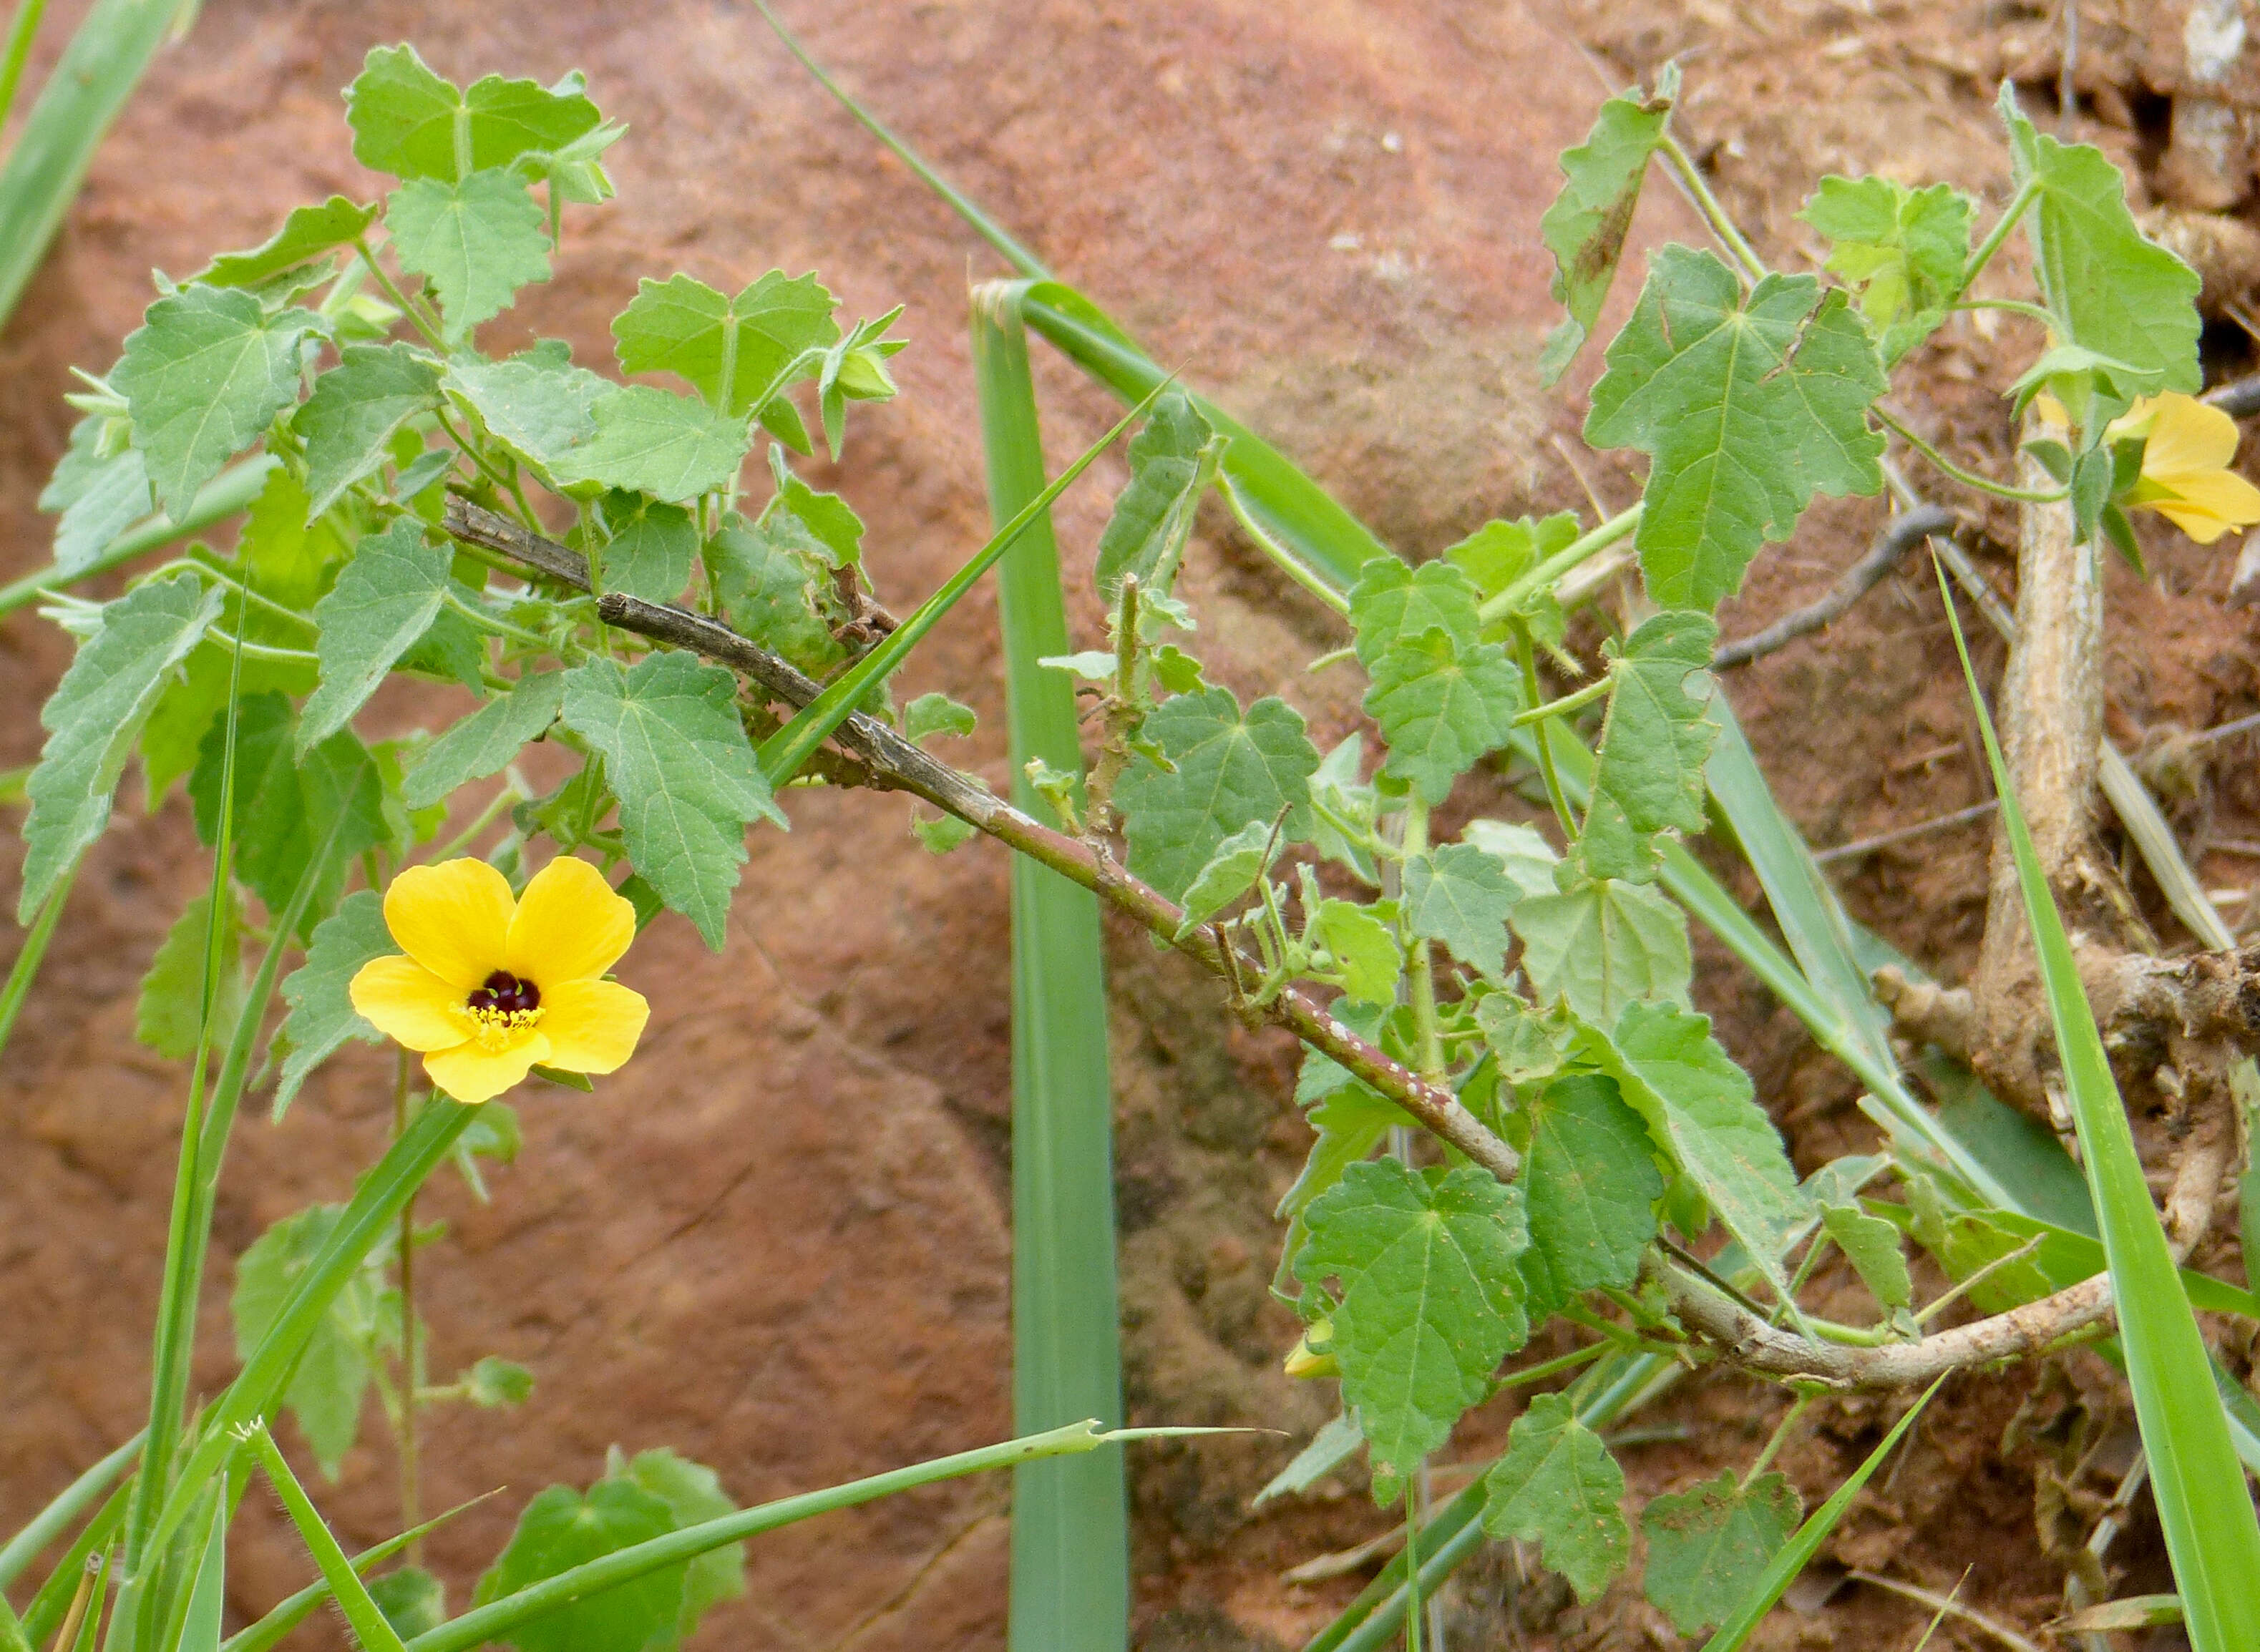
[386,859,515,990]
[537,977,650,1074]
[350,955,471,1052]
[2140,392,2240,480]
[424,1030,551,1105]
[505,855,636,987]
[2146,466,2260,542]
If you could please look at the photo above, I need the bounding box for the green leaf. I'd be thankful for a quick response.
[1094,388,1220,596]
[232,1205,389,1480]
[1510,876,1691,1023]
[190,694,389,928]
[1821,1201,1911,1309]
[404,673,564,810]
[1482,1391,1630,1600]
[140,642,315,808]
[1294,1159,1530,1480]
[577,490,698,602]
[1578,610,1719,883]
[451,1103,525,1201]
[904,692,977,743]
[2001,85,2201,396]
[1365,626,1520,804]
[612,270,839,419]
[198,197,379,288]
[464,1354,535,1407]
[1521,1072,1662,1296]
[1577,1000,1809,1304]
[302,519,456,751]
[1402,842,1518,979]
[1461,819,1562,899]
[20,572,223,919]
[1115,687,1318,903]
[387,170,552,343]
[1642,1471,1802,1637]
[1797,175,1974,365]
[368,1568,446,1638]
[472,1480,686,1652]
[1278,1083,1409,1241]
[1348,556,1481,665]
[703,512,847,678]
[42,413,152,577]
[443,347,608,474]
[551,385,751,502]
[1537,76,1673,384]
[1586,247,1886,612]
[298,343,444,516]
[760,452,863,568]
[912,813,977,854]
[559,653,784,949]
[136,889,244,1062]
[348,46,601,184]
[1312,899,1401,1007]
[610,1450,744,1642]
[273,890,391,1120]
[1173,818,1274,937]
[112,285,321,519]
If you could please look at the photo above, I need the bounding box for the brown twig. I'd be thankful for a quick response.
[442,500,1523,1184]
[1712,504,1955,670]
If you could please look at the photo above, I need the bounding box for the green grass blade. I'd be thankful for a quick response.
[0,859,74,1063]
[0,0,187,330]
[245,1427,406,1652]
[175,1494,225,1652]
[1698,1377,1944,1651]
[0,0,51,135]
[0,456,275,620]
[404,1424,1174,1652]
[749,0,1048,280]
[220,1498,491,1652]
[972,287,1129,1651]
[755,383,1158,787]
[138,1100,478,1572]
[0,1432,139,1593]
[1937,561,2260,1651]
[19,1482,125,1650]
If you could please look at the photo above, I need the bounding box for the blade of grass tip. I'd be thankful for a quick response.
[1935,554,2260,1652]
[0,0,50,133]
[1699,1376,1945,1651]
[0,1432,140,1593]
[747,0,1049,280]
[0,1596,24,1652]
[140,1099,479,1569]
[749,14,1387,598]
[18,1485,124,1651]
[245,1428,407,1652]
[755,378,1164,787]
[0,0,188,330]
[219,1495,497,1652]
[971,288,1129,1652]
[0,457,276,621]
[0,860,75,1063]
[404,1423,1207,1652]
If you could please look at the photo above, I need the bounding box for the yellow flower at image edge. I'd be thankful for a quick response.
[2115,391,2260,544]
[350,856,650,1105]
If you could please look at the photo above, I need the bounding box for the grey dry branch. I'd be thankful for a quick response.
[441,499,1521,1183]
[1710,503,1954,670]
[1652,1065,2234,1389]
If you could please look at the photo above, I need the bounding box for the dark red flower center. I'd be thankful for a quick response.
[467,970,540,1016]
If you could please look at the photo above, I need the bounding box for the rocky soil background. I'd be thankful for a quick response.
[1,1,2258,1648]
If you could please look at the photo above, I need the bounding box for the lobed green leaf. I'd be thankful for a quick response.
[1537,75,1674,384]
[1115,687,1318,904]
[1482,1391,1630,1600]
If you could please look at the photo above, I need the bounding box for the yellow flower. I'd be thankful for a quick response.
[349,856,649,1105]
[2110,391,2260,544]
